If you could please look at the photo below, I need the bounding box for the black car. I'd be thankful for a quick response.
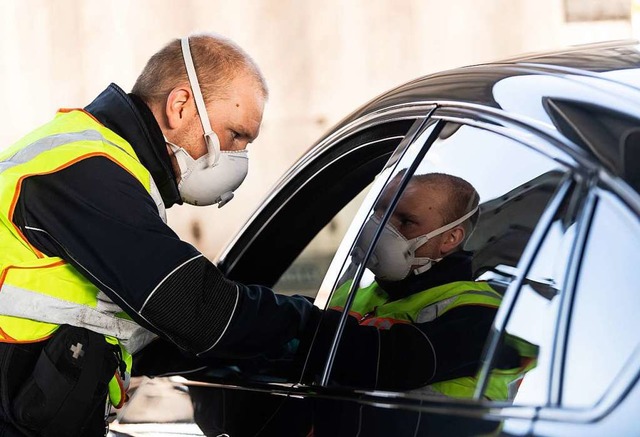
[119,41,640,437]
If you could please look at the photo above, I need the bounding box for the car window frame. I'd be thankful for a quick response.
[424,108,591,408]
[316,116,442,385]
[535,173,640,425]
[309,106,591,413]
[311,114,436,311]
[217,105,437,272]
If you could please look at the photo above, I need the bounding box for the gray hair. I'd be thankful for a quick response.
[132,33,268,107]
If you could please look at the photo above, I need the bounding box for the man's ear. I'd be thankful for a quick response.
[439,226,465,256]
[165,87,192,129]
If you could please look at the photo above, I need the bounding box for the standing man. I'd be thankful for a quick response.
[0,34,312,436]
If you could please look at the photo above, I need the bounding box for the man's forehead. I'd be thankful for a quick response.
[218,80,264,138]
[383,178,446,199]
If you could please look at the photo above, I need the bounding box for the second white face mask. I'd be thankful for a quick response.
[355,215,437,281]
[355,205,478,281]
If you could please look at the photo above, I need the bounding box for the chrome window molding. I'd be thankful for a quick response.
[551,183,597,407]
[318,116,437,386]
[474,173,575,399]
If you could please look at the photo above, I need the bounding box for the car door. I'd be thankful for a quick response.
[300,107,590,437]
[182,111,433,436]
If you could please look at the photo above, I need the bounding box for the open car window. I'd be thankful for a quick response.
[273,185,371,297]
[220,119,420,290]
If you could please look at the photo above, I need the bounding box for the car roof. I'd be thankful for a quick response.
[333,40,640,127]
[311,40,640,192]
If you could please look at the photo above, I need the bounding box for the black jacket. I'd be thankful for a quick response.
[309,252,514,437]
[12,83,313,360]
[306,251,512,390]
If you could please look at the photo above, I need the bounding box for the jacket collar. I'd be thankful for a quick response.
[84,83,181,207]
[377,250,474,301]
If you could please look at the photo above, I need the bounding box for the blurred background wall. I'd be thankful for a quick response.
[0,0,634,259]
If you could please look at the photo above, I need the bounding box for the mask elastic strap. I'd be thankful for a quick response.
[413,257,442,275]
[181,37,221,167]
[424,204,479,240]
[165,139,191,176]
[408,204,479,260]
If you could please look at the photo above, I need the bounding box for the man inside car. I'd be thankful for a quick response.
[309,172,534,398]
[301,172,537,436]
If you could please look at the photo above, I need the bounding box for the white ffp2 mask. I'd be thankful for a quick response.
[355,206,478,281]
[167,140,248,206]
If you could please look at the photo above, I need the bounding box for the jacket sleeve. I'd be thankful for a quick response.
[306,306,498,391]
[13,155,313,357]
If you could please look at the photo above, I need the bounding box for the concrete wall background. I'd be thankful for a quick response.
[0,0,632,259]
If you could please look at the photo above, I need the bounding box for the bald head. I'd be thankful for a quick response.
[410,173,479,229]
[376,172,480,259]
[132,33,268,109]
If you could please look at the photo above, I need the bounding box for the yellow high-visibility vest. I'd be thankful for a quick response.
[0,108,163,407]
[330,280,538,401]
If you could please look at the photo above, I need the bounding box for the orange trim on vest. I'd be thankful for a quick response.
[57,108,103,126]
[0,258,67,288]
[7,152,138,258]
[112,372,127,408]
[0,331,54,344]
[0,259,66,344]
[0,327,16,342]
[329,306,365,321]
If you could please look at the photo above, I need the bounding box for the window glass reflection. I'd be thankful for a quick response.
[563,190,640,408]
[310,123,570,405]
[487,194,580,405]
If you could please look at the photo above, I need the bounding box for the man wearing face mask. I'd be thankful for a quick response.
[0,34,313,436]
[308,173,528,398]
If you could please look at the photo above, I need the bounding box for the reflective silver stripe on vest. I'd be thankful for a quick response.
[1,129,164,351]
[415,289,500,323]
[1,129,167,222]
[0,130,132,175]
[1,129,167,221]
[0,284,155,353]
